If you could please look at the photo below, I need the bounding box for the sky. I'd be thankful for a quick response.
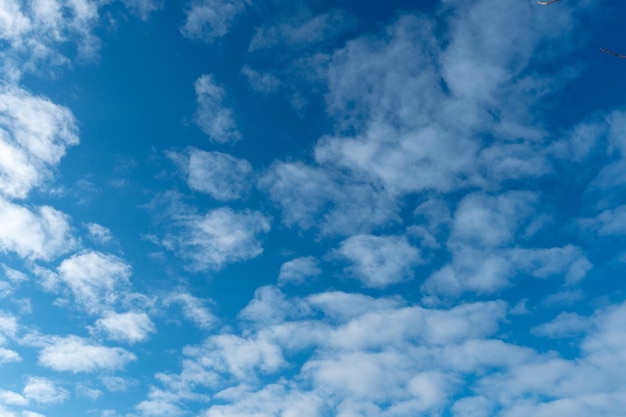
[1,0,626,416]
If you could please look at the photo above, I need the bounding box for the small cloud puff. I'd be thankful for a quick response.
[336,234,421,288]
[22,377,69,405]
[278,256,321,285]
[169,147,252,201]
[194,74,241,143]
[38,335,136,373]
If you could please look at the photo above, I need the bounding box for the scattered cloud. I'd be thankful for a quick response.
[56,251,132,314]
[0,198,76,261]
[38,335,136,373]
[169,148,252,201]
[164,291,216,330]
[0,84,79,198]
[0,0,102,80]
[278,256,320,286]
[532,312,590,338]
[85,223,113,244]
[241,65,280,95]
[94,311,156,344]
[162,207,270,271]
[181,0,247,42]
[194,75,241,143]
[22,377,68,405]
[249,9,356,51]
[122,0,164,20]
[336,235,421,288]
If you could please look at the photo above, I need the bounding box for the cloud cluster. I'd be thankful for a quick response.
[134,288,626,417]
[0,0,102,80]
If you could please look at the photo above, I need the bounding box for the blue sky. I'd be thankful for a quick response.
[1,0,626,416]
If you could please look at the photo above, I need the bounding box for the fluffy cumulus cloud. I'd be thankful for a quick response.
[260,161,399,236]
[133,289,626,417]
[0,0,102,80]
[336,235,421,288]
[169,148,252,201]
[0,84,78,199]
[86,222,113,244]
[163,207,270,271]
[56,251,132,314]
[38,335,136,373]
[0,198,77,261]
[2,0,626,416]
[278,256,321,285]
[194,75,241,143]
[22,377,68,405]
[422,191,592,298]
[132,288,514,416]
[94,311,156,344]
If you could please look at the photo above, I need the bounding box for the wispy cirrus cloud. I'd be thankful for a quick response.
[249,9,356,52]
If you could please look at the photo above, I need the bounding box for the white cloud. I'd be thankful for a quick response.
[260,161,399,236]
[194,74,241,143]
[0,265,28,298]
[169,148,252,201]
[532,312,590,339]
[0,198,76,261]
[249,9,355,51]
[21,412,46,417]
[181,0,247,42]
[0,313,18,345]
[0,84,78,198]
[0,0,101,80]
[336,235,421,288]
[56,251,132,314]
[278,256,321,285]
[241,65,280,95]
[122,0,164,20]
[38,335,136,373]
[0,390,27,406]
[0,348,21,364]
[85,223,113,244]
[101,376,131,393]
[94,311,156,344]
[22,377,68,405]
[135,288,512,415]
[450,192,537,249]
[164,291,215,330]
[163,207,270,271]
